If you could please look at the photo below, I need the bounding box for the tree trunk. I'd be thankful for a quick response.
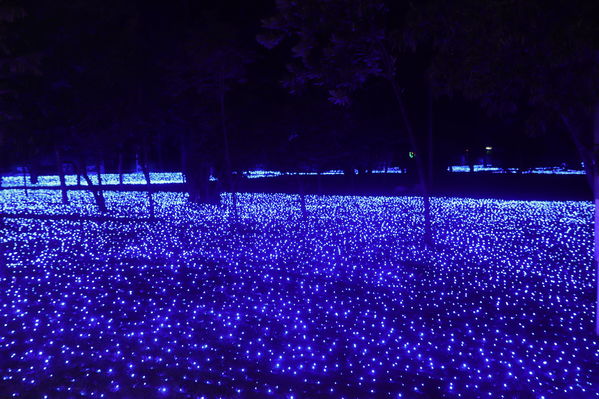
[118,148,124,188]
[426,69,434,189]
[182,127,219,204]
[185,164,202,203]
[218,74,237,219]
[141,142,155,219]
[22,167,28,197]
[77,159,107,213]
[29,164,39,185]
[190,163,218,204]
[180,137,187,184]
[593,103,599,336]
[96,159,103,186]
[560,113,594,188]
[595,171,599,335]
[561,107,599,335]
[95,158,106,209]
[54,146,69,205]
[157,137,165,172]
[381,44,433,247]
[467,150,475,173]
[299,174,308,219]
[0,172,3,228]
[317,172,323,195]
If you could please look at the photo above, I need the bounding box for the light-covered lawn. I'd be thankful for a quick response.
[0,190,597,398]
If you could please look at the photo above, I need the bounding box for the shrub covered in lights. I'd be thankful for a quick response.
[0,190,597,398]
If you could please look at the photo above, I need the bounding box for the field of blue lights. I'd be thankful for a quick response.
[0,189,598,398]
[0,165,585,188]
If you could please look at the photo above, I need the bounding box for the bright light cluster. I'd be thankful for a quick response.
[449,165,585,174]
[0,172,185,187]
[0,166,585,189]
[0,190,597,398]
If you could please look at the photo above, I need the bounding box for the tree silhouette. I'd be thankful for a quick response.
[0,0,40,223]
[409,0,599,333]
[259,0,435,246]
[165,14,253,213]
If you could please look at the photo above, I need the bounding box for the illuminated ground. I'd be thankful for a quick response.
[0,165,585,188]
[0,190,597,398]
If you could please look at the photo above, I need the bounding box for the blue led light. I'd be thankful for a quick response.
[0,189,597,398]
[449,165,585,174]
[1,172,186,187]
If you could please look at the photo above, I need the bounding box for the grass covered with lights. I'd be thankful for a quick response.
[0,190,598,399]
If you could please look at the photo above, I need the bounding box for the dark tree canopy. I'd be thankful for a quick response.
[407,0,599,178]
[0,0,591,192]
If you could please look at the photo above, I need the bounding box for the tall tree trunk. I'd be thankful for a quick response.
[141,141,155,219]
[22,167,28,197]
[157,137,165,172]
[182,132,219,204]
[426,69,434,189]
[0,171,3,228]
[95,158,106,210]
[381,44,433,247]
[593,103,599,336]
[118,147,124,188]
[77,159,106,213]
[560,113,594,188]
[29,163,39,185]
[96,158,103,186]
[299,174,308,219]
[560,107,599,335]
[76,164,81,187]
[180,136,187,184]
[317,171,323,195]
[467,150,475,173]
[54,146,69,205]
[219,75,237,219]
